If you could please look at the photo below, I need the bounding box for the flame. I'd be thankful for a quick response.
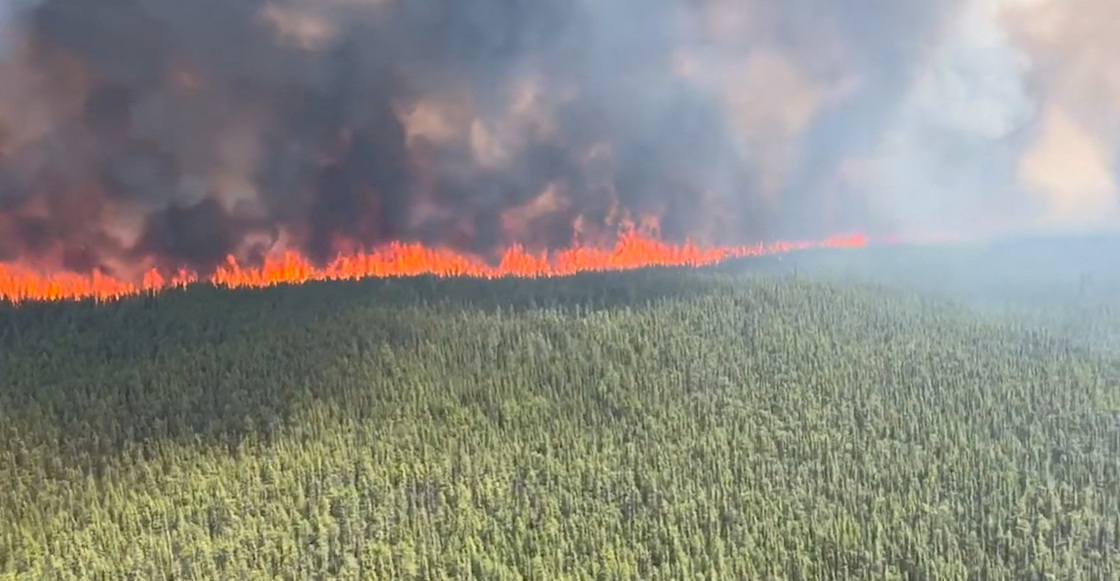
[0,231,872,304]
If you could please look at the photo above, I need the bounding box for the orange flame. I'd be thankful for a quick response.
[0,232,871,304]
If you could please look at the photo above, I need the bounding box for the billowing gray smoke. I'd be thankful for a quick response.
[0,0,1115,276]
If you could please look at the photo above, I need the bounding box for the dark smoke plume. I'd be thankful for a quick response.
[0,0,1115,276]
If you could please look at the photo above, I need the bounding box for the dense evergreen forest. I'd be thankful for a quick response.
[2,243,1119,579]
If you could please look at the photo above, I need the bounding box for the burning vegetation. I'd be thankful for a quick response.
[0,0,1117,302]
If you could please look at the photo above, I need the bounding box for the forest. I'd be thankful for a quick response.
[1,244,1119,580]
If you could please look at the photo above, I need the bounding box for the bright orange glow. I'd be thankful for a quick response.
[0,232,871,304]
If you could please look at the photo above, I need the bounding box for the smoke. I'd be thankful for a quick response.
[1005,0,1120,232]
[0,0,1115,277]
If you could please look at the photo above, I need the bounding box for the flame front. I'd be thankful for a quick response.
[0,232,870,303]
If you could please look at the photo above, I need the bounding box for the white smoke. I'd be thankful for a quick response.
[861,0,1039,236]
[675,0,1120,238]
[1005,0,1120,233]
[863,0,1119,235]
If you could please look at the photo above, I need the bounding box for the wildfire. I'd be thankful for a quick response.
[0,231,870,304]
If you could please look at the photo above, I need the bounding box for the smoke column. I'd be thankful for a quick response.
[0,0,1115,279]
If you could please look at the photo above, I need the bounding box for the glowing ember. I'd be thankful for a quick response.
[0,232,870,304]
